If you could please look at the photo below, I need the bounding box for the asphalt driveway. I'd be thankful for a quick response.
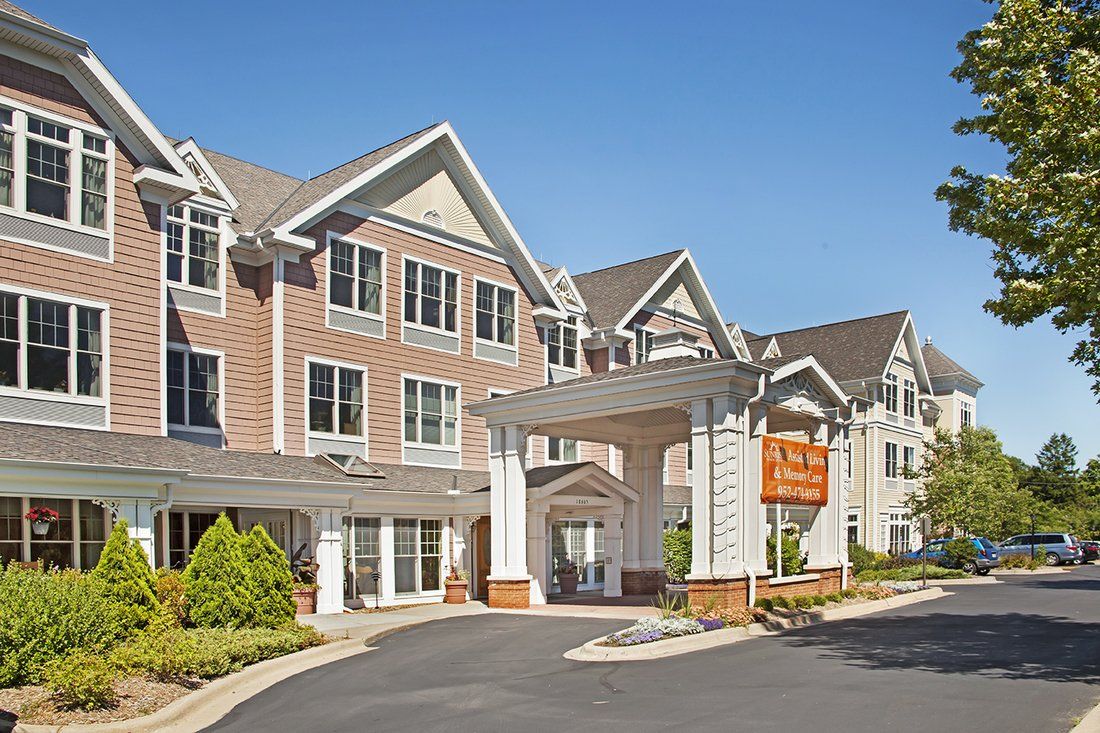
[205,565,1100,733]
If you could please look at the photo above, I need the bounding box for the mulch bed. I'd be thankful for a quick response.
[0,676,202,726]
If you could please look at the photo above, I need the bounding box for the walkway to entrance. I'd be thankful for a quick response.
[507,590,668,620]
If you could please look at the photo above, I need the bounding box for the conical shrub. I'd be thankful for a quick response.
[240,524,295,628]
[182,514,252,628]
[92,519,158,630]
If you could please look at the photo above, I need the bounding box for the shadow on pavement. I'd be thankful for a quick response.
[779,612,1100,683]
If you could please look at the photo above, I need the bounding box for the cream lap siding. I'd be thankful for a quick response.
[0,55,163,435]
[629,311,717,355]
[655,280,702,321]
[281,212,545,466]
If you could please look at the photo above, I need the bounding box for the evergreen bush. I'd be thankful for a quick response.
[662,529,692,583]
[240,524,296,628]
[847,543,878,575]
[155,568,188,626]
[92,519,159,629]
[43,650,117,710]
[182,514,253,628]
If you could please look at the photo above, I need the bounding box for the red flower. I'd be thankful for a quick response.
[25,506,60,523]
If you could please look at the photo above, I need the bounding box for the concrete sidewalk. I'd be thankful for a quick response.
[301,600,490,638]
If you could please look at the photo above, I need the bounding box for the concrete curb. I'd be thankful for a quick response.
[993,567,1068,576]
[11,621,429,733]
[1071,697,1100,733]
[563,587,948,662]
[927,576,1000,586]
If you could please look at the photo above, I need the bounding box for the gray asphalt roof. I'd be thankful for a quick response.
[0,0,58,32]
[572,250,684,330]
[757,311,909,383]
[497,355,729,399]
[921,341,981,383]
[197,146,304,234]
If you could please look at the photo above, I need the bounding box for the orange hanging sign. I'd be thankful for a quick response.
[761,435,828,506]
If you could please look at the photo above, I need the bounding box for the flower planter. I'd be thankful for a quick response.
[292,587,317,615]
[31,520,52,536]
[557,572,579,595]
[444,579,468,604]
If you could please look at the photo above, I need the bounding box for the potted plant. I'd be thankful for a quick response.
[444,567,469,604]
[25,506,59,536]
[557,558,580,594]
[292,581,318,615]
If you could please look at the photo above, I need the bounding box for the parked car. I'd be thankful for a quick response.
[1079,540,1099,562]
[997,533,1084,566]
[902,537,1001,575]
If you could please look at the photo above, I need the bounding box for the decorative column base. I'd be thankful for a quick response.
[488,578,531,609]
[621,568,667,595]
[686,576,749,609]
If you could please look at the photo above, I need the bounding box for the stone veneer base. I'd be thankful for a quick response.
[488,578,531,609]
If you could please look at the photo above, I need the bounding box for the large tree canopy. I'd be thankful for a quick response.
[936,0,1100,395]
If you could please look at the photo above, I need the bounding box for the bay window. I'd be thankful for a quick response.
[167,347,220,429]
[475,280,515,346]
[328,237,383,316]
[394,518,443,595]
[547,317,578,370]
[0,290,103,398]
[167,205,220,291]
[404,259,457,333]
[403,377,458,447]
[308,362,364,437]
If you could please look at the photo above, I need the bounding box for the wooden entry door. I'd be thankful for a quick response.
[475,516,491,599]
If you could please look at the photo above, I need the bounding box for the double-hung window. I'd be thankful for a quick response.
[167,348,220,429]
[903,445,916,476]
[404,259,457,332]
[960,402,973,427]
[394,518,443,595]
[0,290,103,398]
[329,237,383,316]
[25,116,71,222]
[902,378,916,418]
[884,441,898,479]
[167,205,220,291]
[634,326,653,364]
[883,374,898,413]
[308,362,364,437]
[403,378,458,447]
[847,511,860,545]
[548,437,578,463]
[547,317,578,370]
[475,280,515,346]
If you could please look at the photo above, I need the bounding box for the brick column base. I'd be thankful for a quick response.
[621,568,667,595]
[488,578,531,609]
[686,576,749,609]
[804,565,844,594]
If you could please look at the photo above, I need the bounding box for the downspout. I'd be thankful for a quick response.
[744,372,766,608]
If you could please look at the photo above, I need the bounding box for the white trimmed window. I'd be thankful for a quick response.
[0,104,112,231]
[886,511,911,555]
[403,377,458,447]
[884,441,898,479]
[960,402,973,427]
[634,326,653,364]
[903,445,916,475]
[394,518,443,595]
[687,442,694,482]
[345,516,381,597]
[167,347,220,429]
[167,205,220,291]
[847,511,860,545]
[308,362,364,437]
[167,510,219,569]
[698,346,715,359]
[474,280,515,346]
[547,317,578,370]
[404,259,457,333]
[329,237,383,316]
[0,497,110,569]
[883,374,898,413]
[548,437,578,463]
[0,290,103,398]
[902,378,916,418]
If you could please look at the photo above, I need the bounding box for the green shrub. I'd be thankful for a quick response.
[240,525,296,628]
[771,596,791,610]
[826,592,844,603]
[43,650,116,711]
[841,588,858,599]
[662,529,692,583]
[999,553,1042,570]
[92,519,159,629]
[754,597,774,612]
[855,565,968,582]
[183,514,253,628]
[0,566,131,686]
[155,568,188,626]
[811,594,827,606]
[767,533,804,576]
[847,543,878,575]
[943,537,979,569]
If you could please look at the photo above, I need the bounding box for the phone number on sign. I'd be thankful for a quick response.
[772,485,823,503]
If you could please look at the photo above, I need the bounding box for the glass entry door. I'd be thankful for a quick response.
[550,519,605,590]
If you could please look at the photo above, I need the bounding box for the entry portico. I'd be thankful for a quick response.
[469,344,855,609]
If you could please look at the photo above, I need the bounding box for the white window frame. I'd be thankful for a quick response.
[0,95,115,260]
[634,325,654,365]
[902,378,916,419]
[166,203,227,306]
[325,232,386,336]
[473,276,518,353]
[304,356,369,456]
[960,402,973,428]
[698,346,715,359]
[546,436,578,464]
[401,254,461,344]
[686,441,694,484]
[7,496,112,570]
[885,510,912,555]
[165,507,224,569]
[393,517,445,597]
[846,510,861,546]
[902,445,916,477]
[0,284,110,414]
[884,441,898,479]
[546,317,579,372]
[165,342,225,438]
[883,374,898,414]
[401,373,461,453]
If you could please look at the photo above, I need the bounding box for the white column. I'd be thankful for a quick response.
[807,420,840,567]
[526,503,548,604]
[489,425,529,579]
[689,399,712,576]
[379,517,396,602]
[119,500,155,570]
[603,510,623,597]
[743,402,768,573]
[710,396,743,576]
[313,509,345,614]
[639,445,664,571]
[621,444,641,570]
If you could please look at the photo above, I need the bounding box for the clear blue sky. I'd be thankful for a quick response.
[25,0,1098,465]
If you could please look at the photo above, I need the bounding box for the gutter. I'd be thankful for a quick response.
[744,372,766,607]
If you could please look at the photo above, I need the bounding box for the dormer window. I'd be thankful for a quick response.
[547,317,578,370]
[422,209,444,228]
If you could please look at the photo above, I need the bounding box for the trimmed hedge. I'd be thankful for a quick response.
[662,529,692,583]
[856,565,967,582]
